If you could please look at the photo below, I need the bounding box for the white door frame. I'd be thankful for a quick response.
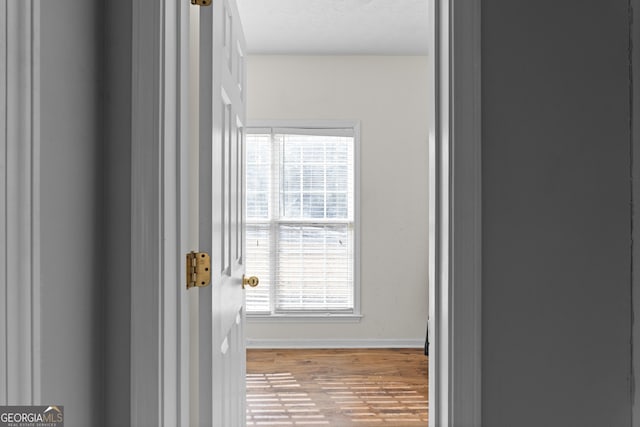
[428,0,482,425]
[0,0,42,406]
[130,0,192,424]
[129,1,483,427]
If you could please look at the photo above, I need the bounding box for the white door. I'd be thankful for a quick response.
[195,1,248,426]
[121,0,250,424]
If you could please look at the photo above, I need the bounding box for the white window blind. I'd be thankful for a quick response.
[245,127,356,314]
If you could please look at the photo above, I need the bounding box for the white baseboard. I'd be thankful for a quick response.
[246,338,425,349]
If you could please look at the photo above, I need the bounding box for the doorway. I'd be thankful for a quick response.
[0,0,481,426]
[236,2,430,426]
[126,0,483,426]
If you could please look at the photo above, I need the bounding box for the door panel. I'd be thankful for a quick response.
[198,0,247,425]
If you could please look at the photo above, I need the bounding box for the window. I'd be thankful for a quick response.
[245,124,359,317]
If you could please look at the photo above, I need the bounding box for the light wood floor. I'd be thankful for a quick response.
[246,349,428,426]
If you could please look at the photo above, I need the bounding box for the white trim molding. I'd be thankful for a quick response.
[130,0,187,425]
[247,339,425,349]
[429,0,482,426]
[247,314,363,323]
[1,0,41,405]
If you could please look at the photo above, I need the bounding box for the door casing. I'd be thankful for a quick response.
[428,0,482,426]
[0,0,42,407]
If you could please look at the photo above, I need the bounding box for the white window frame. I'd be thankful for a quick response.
[246,119,362,322]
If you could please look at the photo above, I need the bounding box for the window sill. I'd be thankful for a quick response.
[247,313,363,323]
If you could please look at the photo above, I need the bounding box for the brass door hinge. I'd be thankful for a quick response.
[186,251,211,289]
[191,0,212,6]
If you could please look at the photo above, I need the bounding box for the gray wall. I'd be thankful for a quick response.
[40,0,105,425]
[40,2,132,425]
[482,1,631,426]
[39,1,139,425]
[633,0,640,423]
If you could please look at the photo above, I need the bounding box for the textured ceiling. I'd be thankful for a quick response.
[236,0,429,55]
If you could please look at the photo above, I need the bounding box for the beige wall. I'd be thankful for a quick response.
[246,55,429,344]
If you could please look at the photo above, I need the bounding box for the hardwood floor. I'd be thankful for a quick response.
[246,349,428,426]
